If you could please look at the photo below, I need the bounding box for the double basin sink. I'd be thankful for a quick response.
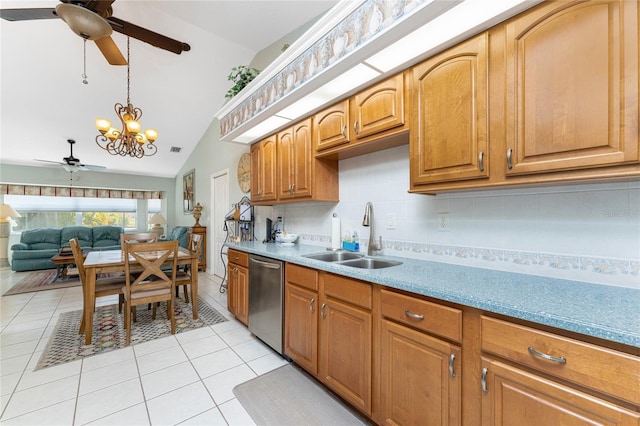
[302,251,402,269]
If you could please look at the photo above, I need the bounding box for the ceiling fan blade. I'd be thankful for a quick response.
[0,8,57,21]
[81,164,107,170]
[107,16,190,55]
[95,36,127,65]
[35,159,65,166]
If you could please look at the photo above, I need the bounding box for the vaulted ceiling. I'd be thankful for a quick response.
[0,0,337,178]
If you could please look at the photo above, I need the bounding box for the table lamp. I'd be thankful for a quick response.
[0,204,20,268]
[148,213,167,238]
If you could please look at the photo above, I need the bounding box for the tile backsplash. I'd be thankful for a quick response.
[260,145,640,289]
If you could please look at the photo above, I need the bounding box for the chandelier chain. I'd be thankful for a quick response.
[126,37,131,105]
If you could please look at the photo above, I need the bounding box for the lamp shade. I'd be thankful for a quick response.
[0,204,20,219]
[148,213,167,225]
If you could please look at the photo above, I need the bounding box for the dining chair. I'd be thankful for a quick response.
[70,237,125,335]
[120,232,158,245]
[122,240,179,346]
[174,232,203,303]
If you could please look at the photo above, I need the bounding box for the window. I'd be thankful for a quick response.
[5,195,141,232]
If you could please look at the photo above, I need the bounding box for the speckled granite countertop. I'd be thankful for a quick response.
[226,241,640,348]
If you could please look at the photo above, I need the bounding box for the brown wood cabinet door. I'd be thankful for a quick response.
[380,319,461,426]
[504,0,639,176]
[250,136,277,203]
[277,127,294,200]
[319,297,372,416]
[314,100,350,152]
[284,283,318,375]
[411,33,489,185]
[353,73,405,139]
[481,358,640,426]
[278,119,313,200]
[235,264,249,325]
[227,263,238,316]
[227,263,248,325]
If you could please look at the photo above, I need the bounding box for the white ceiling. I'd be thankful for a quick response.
[0,0,337,178]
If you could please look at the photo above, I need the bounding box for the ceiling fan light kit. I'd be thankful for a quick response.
[55,3,112,40]
[95,37,158,158]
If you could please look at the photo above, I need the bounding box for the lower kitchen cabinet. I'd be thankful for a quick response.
[319,290,372,416]
[284,264,319,375]
[480,316,640,426]
[481,357,640,426]
[227,249,248,325]
[379,288,462,425]
[380,319,461,425]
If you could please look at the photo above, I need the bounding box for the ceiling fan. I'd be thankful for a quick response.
[0,0,191,65]
[36,139,106,173]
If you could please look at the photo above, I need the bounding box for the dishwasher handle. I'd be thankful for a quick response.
[250,257,282,269]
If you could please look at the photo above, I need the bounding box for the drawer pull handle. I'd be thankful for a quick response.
[321,303,326,319]
[310,298,315,313]
[404,309,424,320]
[481,367,488,393]
[528,346,566,364]
[506,148,513,170]
[341,125,347,138]
[448,353,456,378]
[354,121,359,135]
[478,151,484,172]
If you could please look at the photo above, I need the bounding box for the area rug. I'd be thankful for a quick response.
[36,297,228,370]
[3,270,81,296]
[234,364,370,425]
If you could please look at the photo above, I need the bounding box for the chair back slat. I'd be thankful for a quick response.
[123,240,179,296]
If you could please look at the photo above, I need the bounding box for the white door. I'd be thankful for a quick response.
[211,170,229,280]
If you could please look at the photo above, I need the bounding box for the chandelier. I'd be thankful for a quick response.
[95,37,158,158]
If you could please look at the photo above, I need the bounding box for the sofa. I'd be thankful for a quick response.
[11,226,123,272]
[164,226,189,249]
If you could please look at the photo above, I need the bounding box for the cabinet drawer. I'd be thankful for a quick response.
[323,273,372,310]
[227,249,248,268]
[286,263,318,291]
[481,316,640,405]
[381,289,462,343]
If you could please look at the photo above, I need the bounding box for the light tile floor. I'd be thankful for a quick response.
[0,268,289,425]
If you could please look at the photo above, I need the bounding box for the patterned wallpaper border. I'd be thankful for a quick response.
[297,233,639,288]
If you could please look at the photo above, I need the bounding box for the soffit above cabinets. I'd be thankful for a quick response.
[215,0,543,145]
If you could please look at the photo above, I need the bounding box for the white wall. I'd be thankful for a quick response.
[272,145,640,289]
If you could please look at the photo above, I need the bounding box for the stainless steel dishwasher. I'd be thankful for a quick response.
[248,254,284,355]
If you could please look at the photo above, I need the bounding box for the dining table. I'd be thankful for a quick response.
[82,247,199,345]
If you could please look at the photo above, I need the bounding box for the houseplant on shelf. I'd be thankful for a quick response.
[225,65,261,99]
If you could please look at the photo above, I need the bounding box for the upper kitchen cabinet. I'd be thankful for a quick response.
[253,118,338,206]
[410,33,489,189]
[504,0,639,177]
[315,73,409,159]
[314,100,350,152]
[250,135,277,204]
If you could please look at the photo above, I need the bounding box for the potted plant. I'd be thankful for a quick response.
[225,65,261,99]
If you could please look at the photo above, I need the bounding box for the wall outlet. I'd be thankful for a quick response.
[438,213,450,232]
[386,213,396,230]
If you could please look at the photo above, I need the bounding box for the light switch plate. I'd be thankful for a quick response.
[386,213,396,230]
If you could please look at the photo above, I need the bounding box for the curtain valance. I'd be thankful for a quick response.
[0,184,163,199]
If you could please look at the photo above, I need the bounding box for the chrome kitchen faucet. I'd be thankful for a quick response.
[362,202,382,256]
